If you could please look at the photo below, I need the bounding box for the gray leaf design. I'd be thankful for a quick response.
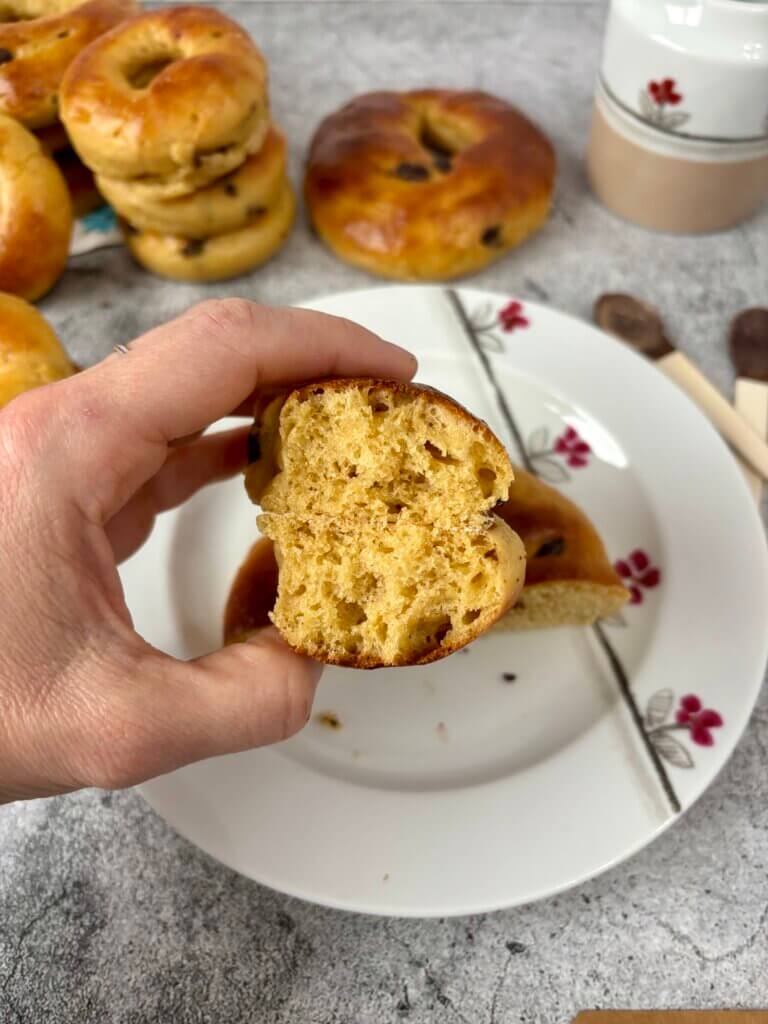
[527,426,550,456]
[471,301,493,327]
[646,688,674,728]
[531,455,569,484]
[651,731,694,770]
[479,332,505,354]
[638,90,655,119]
[661,110,690,130]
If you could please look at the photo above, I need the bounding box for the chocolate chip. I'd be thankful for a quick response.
[502,672,517,683]
[180,238,206,258]
[223,182,238,197]
[481,225,502,247]
[246,204,266,219]
[394,162,429,182]
[433,154,453,173]
[247,430,261,463]
[594,293,674,361]
[535,537,566,558]
[56,30,70,39]
[0,49,14,65]
[729,308,768,381]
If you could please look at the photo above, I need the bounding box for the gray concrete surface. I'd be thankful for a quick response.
[1,1,767,1021]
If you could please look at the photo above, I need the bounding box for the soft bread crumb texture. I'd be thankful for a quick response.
[496,580,629,631]
[248,382,512,524]
[260,512,524,666]
[245,379,523,667]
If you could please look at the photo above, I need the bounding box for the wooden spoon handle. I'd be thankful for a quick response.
[658,351,768,482]
[734,377,768,504]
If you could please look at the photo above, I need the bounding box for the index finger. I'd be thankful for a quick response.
[90,299,418,441]
[41,300,418,520]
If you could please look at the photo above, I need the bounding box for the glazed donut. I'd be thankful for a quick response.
[124,180,295,282]
[0,114,72,300]
[60,5,269,198]
[98,125,286,237]
[0,0,137,130]
[0,292,74,409]
[305,89,556,281]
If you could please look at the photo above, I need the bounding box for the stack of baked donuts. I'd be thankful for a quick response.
[60,4,294,282]
[0,0,137,299]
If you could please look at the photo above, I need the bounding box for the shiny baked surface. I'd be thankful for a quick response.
[305,89,555,280]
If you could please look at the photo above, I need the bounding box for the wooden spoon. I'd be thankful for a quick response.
[730,308,768,503]
[595,293,768,483]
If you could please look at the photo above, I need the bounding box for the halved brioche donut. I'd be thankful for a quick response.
[242,379,525,668]
[60,5,269,196]
[0,114,72,300]
[305,89,555,281]
[0,0,137,130]
[495,467,629,629]
[99,125,286,237]
[225,465,630,643]
[123,180,295,281]
[0,292,74,408]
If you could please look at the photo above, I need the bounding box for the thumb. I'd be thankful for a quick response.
[85,628,322,789]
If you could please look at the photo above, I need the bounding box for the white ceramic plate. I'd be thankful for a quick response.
[125,286,768,917]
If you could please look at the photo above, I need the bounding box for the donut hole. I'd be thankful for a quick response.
[419,122,456,159]
[125,51,180,90]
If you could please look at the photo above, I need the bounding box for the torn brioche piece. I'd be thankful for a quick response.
[242,378,525,667]
[495,467,629,629]
[225,463,629,645]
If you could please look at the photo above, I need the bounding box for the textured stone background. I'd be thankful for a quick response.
[2,1,767,1021]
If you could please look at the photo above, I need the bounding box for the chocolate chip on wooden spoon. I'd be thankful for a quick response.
[729,308,768,504]
[729,308,768,382]
[594,293,673,360]
[593,293,768,483]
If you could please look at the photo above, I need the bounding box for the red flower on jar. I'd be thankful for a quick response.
[614,549,661,604]
[675,694,723,746]
[648,78,682,106]
[498,300,529,332]
[553,426,591,468]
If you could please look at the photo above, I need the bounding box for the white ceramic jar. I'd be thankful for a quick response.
[588,0,768,232]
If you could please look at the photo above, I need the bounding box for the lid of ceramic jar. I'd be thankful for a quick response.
[600,0,768,141]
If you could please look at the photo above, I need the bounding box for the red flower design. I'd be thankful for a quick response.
[498,300,529,333]
[614,549,661,604]
[675,694,723,746]
[553,426,591,468]
[648,78,682,106]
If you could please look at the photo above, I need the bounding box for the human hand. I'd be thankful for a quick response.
[0,299,416,803]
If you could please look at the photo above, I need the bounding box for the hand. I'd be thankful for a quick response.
[0,299,416,803]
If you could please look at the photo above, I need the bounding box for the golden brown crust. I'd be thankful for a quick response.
[60,5,269,189]
[0,114,73,301]
[123,179,295,281]
[497,467,625,589]
[305,89,555,281]
[0,292,74,408]
[99,125,287,237]
[0,0,138,130]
